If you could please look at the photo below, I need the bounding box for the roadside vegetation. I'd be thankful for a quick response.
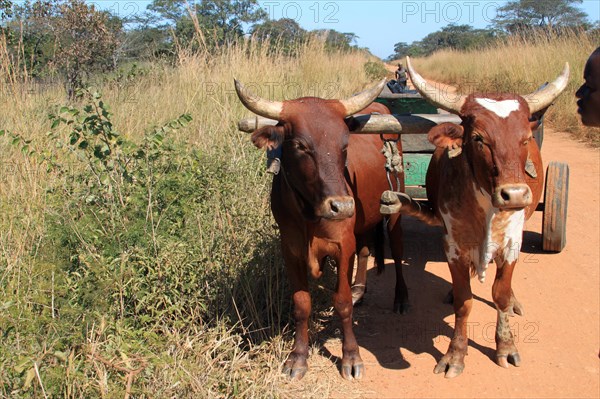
[388,0,596,60]
[410,29,599,145]
[0,2,378,398]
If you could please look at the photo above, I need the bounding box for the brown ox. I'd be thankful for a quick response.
[383,58,569,378]
[234,80,408,380]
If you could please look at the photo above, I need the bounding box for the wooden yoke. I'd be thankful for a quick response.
[237,113,463,218]
[238,114,462,134]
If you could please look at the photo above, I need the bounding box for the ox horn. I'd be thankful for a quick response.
[406,56,467,115]
[339,78,387,117]
[523,62,570,114]
[234,79,284,120]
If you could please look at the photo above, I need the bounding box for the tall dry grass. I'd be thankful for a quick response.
[1,31,377,397]
[411,29,599,145]
[1,36,375,149]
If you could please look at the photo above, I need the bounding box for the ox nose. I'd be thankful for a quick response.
[493,184,532,209]
[321,196,355,220]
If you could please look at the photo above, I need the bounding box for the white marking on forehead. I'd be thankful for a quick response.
[475,98,520,118]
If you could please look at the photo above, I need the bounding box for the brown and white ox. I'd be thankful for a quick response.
[234,80,408,380]
[382,58,569,378]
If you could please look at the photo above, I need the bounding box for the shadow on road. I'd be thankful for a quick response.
[314,213,549,374]
[324,216,499,372]
[521,229,545,255]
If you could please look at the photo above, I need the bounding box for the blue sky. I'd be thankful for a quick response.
[92,0,600,59]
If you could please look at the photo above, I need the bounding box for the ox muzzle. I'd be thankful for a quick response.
[317,196,355,220]
[493,184,532,209]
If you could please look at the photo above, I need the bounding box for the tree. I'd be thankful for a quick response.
[493,0,589,33]
[4,1,63,79]
[251,18,306,55]
[147,0,189,24]
[391,42,410,58]
[55,1,120,97]
[419,24,497,54]
[196,0,266,42]
[0,0,12,21]
[310,29,358,52]
[388,25,498,60]
[387,41,427,61]
[147,0,266,50]
[15,0,121,97]
[120,24,174,61]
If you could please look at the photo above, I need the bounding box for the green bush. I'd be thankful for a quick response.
[363,60,388,81]
[0,90,289,397]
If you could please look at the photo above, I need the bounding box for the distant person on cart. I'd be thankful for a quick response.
[395,63,408,90]
[388,63,408,93]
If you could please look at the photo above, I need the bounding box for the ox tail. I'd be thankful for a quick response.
[375,220,386,275]
[400,202,441,226]
[380,191,442,226]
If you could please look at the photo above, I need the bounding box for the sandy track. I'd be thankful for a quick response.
[299,129,599,398]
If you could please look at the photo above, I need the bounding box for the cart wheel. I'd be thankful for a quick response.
[542,162,569,252]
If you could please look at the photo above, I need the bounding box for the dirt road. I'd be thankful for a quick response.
[300,129,599,398]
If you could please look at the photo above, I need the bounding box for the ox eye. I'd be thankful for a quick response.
[293,141,308,152]
[473,135,484,150]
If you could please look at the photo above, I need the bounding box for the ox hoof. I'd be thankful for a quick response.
[393,301,410,314]
[341,353,364,381]
[434,354,465,378]
[341,362,365,381]
[496,352,521,368]
[434,361,465,379]
[283,353,308,381]
[351,284,366,306]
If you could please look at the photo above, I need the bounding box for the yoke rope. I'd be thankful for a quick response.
[381,136,403,191]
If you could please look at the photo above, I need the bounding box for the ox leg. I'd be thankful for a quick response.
[387,214,409,314]
[281,250,311,380]
[443,288,523,315]
[351,243,369,306]
[434,261,472,378]
[508,289,524,316]
[492,261,521,368]
[334,245,364,380]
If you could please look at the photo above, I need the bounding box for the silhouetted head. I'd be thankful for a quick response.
[576,47,600,127]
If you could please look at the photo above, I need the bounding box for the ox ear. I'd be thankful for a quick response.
[529,119,541,131]
[251,125,285,150]
[428,122,465,158]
